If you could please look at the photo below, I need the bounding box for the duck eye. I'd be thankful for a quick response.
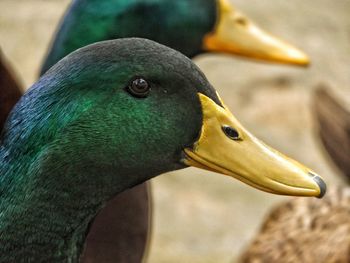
[127,78,150,98]
[235,17,248,26]
[222,125,240,140]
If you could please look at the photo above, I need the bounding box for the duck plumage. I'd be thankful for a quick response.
[239,186,350,263]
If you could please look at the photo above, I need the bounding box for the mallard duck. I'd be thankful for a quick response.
[313,86,350,180]
[38,1,311,261]
[0,38,324,262]
[0,50,22,130]
[41,0,309,75]
[239,186,350,263]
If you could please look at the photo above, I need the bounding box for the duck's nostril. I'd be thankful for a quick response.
[309,172,327,198]
[222,125,240,140]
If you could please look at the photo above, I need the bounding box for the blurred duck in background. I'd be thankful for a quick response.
[41,0,310,75]
[1,0,311,262]
[239,186,350,263]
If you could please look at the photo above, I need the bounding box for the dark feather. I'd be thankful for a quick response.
[0,50,22,131]
[313,86,350,180]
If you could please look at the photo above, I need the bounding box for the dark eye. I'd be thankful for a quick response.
[222,125,240,140]
[235,17,248,26]
[127,78,150,98]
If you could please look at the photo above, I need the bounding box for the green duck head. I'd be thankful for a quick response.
[3,38,324,204]
[41,0,309,74]
[0,39,323,260]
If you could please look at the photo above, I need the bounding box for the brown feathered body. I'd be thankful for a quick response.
[240,187,350,263]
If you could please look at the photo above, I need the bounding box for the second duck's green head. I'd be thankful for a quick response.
[6,39,324,198]
[41,0,309,74]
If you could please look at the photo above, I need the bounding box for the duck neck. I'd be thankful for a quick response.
[0,147,147,262]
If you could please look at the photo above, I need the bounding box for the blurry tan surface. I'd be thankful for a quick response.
[0,0,349,262]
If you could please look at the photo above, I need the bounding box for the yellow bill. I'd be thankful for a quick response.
[184,93,326,198]
[203,0,310,66]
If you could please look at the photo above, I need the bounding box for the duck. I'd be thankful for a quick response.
[0,50,22,130]
[41,0,310,75]
[36,1,311,261]
[239,186,350,263]
[0,38,325,262]
[312,86,350,180]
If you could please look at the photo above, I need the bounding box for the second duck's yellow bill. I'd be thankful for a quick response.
[183,93,326,198]
[203,0,309,66]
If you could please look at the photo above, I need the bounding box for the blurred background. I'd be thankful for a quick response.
[0,0,349,262]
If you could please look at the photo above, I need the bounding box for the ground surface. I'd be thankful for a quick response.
[1,0,349,262]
